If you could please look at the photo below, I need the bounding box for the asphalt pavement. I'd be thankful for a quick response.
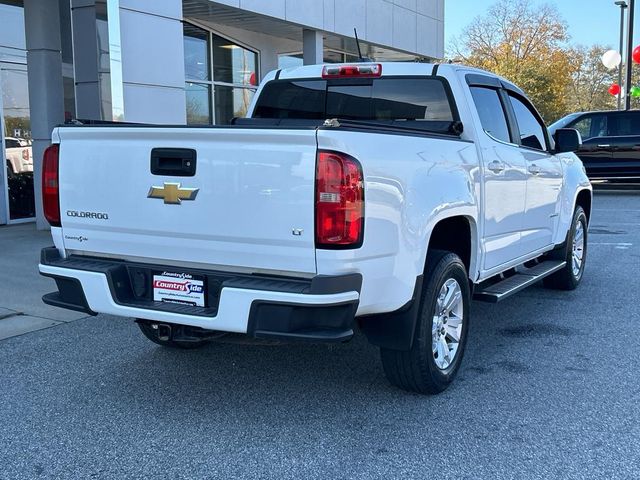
[0,191,639,479]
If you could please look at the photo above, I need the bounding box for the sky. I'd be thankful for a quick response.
[445,0,637,53]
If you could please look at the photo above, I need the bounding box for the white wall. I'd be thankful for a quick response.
[209,0,444,58]
[115,0,187,124]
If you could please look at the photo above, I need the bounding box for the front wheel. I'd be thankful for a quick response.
[543,206,587,290]
[380,250,471,394]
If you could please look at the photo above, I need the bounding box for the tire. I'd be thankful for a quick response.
[137,321,211,349]
[380,250,471,394]
[543,206,587,290]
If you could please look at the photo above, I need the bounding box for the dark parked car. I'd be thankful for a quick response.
[549,110,640,181]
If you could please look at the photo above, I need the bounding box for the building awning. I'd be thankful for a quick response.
[182,0,432,62]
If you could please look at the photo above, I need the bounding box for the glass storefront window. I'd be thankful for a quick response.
[184,23,210,81]
[323,50,344,64]
[278,50,367,69]
[214,86,254,125]
[63,76,76,121]
[2,63,34,221]
[0,4,26,64]
[183,23,258,125]
[186,82,211,124]
[212,36,257,86]
[99,72,112,121]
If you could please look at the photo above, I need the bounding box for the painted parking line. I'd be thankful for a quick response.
[590,242,633,249]
[592,209,640,212]
[590,222,640,226]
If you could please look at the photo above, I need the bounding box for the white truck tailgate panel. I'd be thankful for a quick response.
[57,127,318,274]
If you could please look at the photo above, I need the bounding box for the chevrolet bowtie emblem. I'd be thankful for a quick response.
[147,182,199,205]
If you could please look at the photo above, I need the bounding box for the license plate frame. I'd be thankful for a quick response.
[152,270,206,307]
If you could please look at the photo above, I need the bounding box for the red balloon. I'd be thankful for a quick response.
[633,46,640,64]
[609,84,621,96]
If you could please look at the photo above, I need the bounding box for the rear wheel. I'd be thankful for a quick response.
[137,320,211,349]
[543,206,587,290]
[380,250,470,394]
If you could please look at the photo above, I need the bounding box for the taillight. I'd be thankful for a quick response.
[42,144,60,227]
[322,63,382,78]
[315,151,364,248]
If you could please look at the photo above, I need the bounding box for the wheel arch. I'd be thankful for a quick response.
[575,188,592,225]
[425,215,478,280]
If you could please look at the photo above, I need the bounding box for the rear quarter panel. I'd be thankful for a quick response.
[316,129,480,315]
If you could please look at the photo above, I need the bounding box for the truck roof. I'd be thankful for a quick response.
[274,61,521,95]
[276,61,439,80]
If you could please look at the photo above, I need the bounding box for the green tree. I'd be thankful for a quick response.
[4,116,31,140]
[451,0,573,123]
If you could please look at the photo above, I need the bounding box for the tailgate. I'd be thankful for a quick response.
[56,127,318,275]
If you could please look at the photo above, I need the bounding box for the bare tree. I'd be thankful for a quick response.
[566,45,616,113]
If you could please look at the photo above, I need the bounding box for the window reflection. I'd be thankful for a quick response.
[214,85,254,125]
[0,4,26,64]
[184,24,210,81]
[278,50,367,69]
[183,23,258,125]
[186,83,211,124]
[212,36,257,86]
[2,64,34,220]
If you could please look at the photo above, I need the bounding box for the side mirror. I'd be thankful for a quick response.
[554,128,582,153]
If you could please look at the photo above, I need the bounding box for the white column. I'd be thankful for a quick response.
[302,29,323,65]
[108,0,186,124]
[24,0,65,229]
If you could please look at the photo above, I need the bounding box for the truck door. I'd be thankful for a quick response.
[607,112,640,180]
[504,92,562,254]
[469,85,528,272]
[570,113,611,179]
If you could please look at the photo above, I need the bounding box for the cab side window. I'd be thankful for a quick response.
[508,94,548,151]
[608,113,640,136]
[470,87,511,143]
[571,115,607,140]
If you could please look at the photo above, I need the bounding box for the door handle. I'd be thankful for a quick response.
[528,164,541,175]
[487,160,505,173]
[597,144,611,149]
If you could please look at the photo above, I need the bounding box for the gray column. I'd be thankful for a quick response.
[24,0,65,230]
[302,29,323,65]
[71,0,102,120]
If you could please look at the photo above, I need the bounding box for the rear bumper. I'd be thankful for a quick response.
[39,247,361,342]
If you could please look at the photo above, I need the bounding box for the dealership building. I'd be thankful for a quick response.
[0,0,445,227]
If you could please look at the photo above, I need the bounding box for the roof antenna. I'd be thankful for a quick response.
[354,28,364,61]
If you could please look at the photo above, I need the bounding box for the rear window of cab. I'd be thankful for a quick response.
[253,78,457,130]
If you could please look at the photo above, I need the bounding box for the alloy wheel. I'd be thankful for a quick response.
[432,278,464,370]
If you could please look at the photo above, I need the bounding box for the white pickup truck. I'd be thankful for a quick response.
[5,137,33,177]
[39,62,591,394]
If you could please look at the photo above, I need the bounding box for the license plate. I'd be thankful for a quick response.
[152,271,205,307]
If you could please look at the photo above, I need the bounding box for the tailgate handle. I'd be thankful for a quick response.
[150,148,196,177]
